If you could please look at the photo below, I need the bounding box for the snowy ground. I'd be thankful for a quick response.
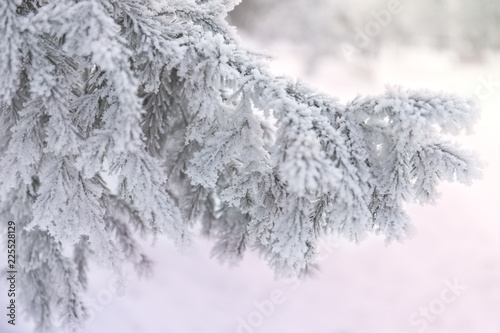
[2,45,499,333]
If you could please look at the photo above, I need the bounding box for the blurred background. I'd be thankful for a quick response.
[2,0,499,332]
[230,0,500,66]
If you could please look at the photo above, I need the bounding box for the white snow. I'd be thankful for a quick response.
[80,47,500,333]
[2,45,499,333]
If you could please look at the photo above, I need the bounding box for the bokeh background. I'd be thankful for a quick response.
[2,0,499,332]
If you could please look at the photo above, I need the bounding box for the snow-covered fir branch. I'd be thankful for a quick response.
[0,0,480,331]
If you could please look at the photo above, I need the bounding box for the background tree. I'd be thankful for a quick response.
[0,0,479,331]
[230,0,500,63]
[229,0,359,63]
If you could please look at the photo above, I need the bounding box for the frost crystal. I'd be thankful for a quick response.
[0,0,479,331]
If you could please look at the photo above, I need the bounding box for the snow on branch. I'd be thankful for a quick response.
[0,0,480,330]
